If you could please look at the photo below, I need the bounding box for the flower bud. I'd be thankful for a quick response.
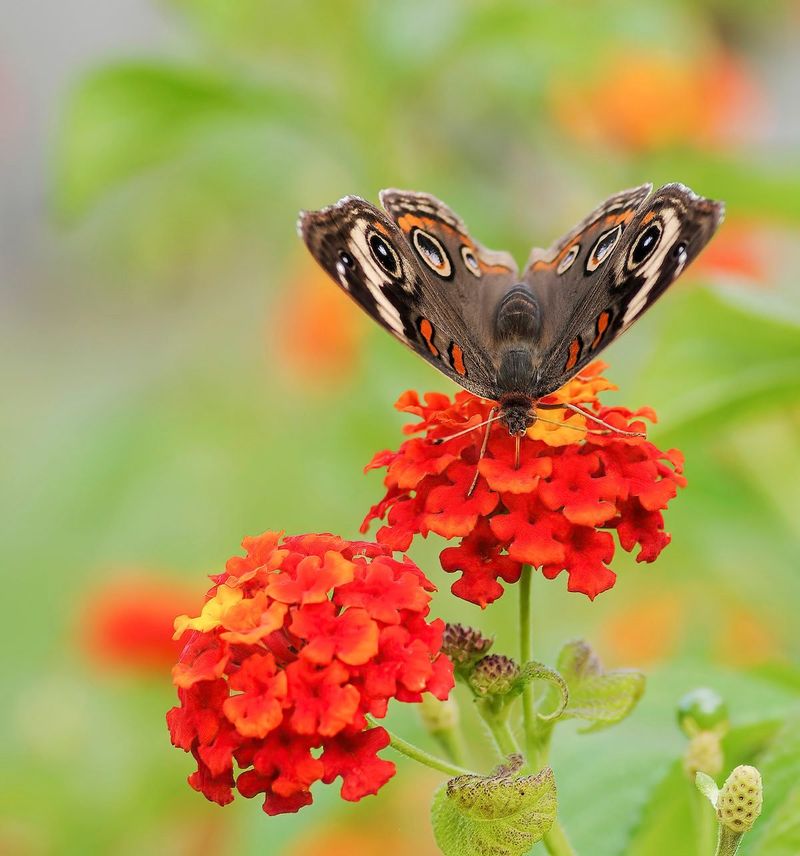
[469,654,520,697]
[683,730,723,779]
[677,687,728,737]
[442,623,494,675]
[717,765,762,833]
[420,694,460,734]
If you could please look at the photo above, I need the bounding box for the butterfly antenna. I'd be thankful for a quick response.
[533,414,589,432]
[539,402,645,438]
[432,410,504,445]
[467,406,499,497]
[514,434,521,470]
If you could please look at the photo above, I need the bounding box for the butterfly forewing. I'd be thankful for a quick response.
[298,195,499,398]
[379,189,519,360]
[524,183,724,396]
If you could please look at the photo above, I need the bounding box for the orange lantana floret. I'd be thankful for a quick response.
[167,531,453,816]
[362,362,686,606]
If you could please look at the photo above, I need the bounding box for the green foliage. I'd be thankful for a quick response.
[554,640,646,732]
[431,759,557,856]
[55,62,314,219]
[517,661,569,722]
[745,718,800,855]
[696,771,720,807]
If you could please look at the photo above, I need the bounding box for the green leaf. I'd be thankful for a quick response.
[746,716,800,855]
[695,772,719,808]
[514,661,569,722]
[555,640,645,732]
[625,288,800,438]
[55,61,313,218]
[624,720,781,856]
[431,757,557,856]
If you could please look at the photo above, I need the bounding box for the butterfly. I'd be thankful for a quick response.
[298,183,723,448]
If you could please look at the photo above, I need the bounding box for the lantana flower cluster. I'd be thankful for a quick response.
[167,531,453,815]
[362,362,686,606]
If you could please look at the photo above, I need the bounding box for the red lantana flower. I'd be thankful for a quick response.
[167,531,453,815]
[362,362,685,606]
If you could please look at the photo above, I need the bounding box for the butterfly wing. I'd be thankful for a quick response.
[298,195,501,398]
[379,189,519,342]
[523,183,724,396]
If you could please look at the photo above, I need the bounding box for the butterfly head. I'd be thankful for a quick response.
[499,394,536,436]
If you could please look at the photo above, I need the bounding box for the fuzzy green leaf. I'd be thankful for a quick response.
[695,771,719,808]
[556,640,645,732]
[514,661,569,722]
[431,757,557,856]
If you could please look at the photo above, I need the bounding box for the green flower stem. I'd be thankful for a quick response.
[519,565,543,769]
[519,567,576,856]
[430,725,468,768]
[715,826,744,856]
[367,716,475,778]
[543,819,577,856]
[477,701,521,758]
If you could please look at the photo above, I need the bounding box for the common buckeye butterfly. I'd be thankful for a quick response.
[299,183,723,449]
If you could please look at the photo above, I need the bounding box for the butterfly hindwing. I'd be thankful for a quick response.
[298,195,499,397]
[524,183,724,395]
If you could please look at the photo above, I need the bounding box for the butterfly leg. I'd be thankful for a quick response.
[467,406,498,497]
[538,402,645,438]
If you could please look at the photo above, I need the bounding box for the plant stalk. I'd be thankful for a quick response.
[367,717,475,778]
[519,566,576,856]
[519,565,542,769]
[477,702,521,758]
[715,826,744,856]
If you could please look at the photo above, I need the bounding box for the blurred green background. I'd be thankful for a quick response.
[3,1,800,854]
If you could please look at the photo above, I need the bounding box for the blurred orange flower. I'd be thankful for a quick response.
[715,604,784,667]
[691,220,772,285]
[78,573,197,672]
[271,259,365,387]
[550,49,765,152]
[599,590,685,666]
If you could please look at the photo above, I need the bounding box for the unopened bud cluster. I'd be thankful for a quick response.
[442,623,494,676]
[469,655,520,697]
[678,687,729,780]
[684,730,724,779]
[717,765,762,833]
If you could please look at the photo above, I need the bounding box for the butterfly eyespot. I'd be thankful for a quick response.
[368,231,401,277]
[557,243,580,274]
[461,245,482,277]
[629,221,663,267]
[586,224,623,272]
[335,251,355,286]
[671,241,688,275]
[412,229,453,278]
